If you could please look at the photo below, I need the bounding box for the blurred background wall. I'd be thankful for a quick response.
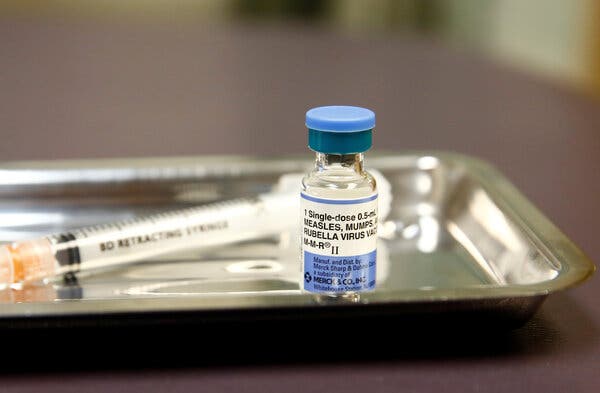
[2,0,599,95]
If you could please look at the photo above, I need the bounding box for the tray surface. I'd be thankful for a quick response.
[0,152,593,325]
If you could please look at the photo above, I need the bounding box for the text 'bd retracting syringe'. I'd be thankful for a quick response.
[0,170,391,287]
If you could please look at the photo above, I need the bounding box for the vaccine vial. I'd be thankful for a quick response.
[301,106,378,296]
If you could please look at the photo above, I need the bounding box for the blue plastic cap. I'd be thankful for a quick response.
[306,106,375,154]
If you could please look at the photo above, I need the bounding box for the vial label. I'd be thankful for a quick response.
[301,192,378,293]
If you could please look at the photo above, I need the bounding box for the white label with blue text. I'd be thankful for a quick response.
[301,192,378,293]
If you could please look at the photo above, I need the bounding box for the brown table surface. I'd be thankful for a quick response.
[1,18,599,392]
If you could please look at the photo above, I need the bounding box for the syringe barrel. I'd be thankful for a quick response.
[1,193,298,283]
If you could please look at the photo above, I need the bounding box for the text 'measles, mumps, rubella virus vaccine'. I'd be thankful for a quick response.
[301,106,378,298]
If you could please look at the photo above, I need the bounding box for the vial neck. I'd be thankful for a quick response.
[315,153,364,174]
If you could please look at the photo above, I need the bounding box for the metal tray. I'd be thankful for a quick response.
[0,152,593,330]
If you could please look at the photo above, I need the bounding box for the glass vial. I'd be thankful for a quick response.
[301,106,378,297]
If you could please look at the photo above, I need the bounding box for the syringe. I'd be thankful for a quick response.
[0,191,297,285]
[0,170,391,286]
